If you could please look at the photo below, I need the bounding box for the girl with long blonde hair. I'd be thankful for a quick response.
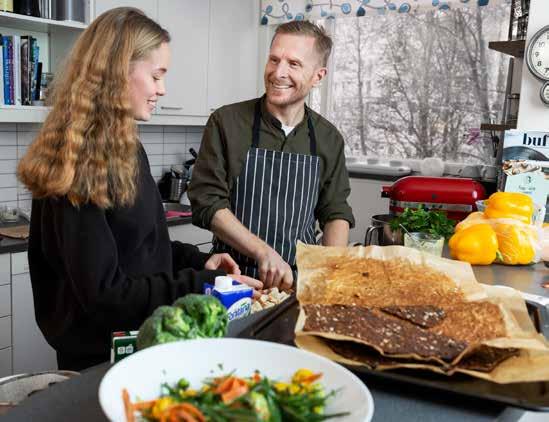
[17,7,261,371]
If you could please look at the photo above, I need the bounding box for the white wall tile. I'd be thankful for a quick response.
[0,147,17,160]
[142,144,163,155]
[0,160,16,174]
[150,165,163,178]
[186,132,203,143]
[186,126,204,133]
[17,131,38,145]
[0,124,16,132]
[139,125,163,133]
[164,143,187,155]
[16,123,41,131]
[163,154,185,166]
[0,200,18,208]
[0,188,17,202]
[0,175,17,188]
[148,155,163,166]
[0,132,16,146]
[140,132,163,144]
[163,133,185,144]
[163,126,186,133]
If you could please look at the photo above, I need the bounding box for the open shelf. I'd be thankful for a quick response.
[480,123,516,131]
[0,11,86,33]
[0,105,51,123]
[488,40,525,58]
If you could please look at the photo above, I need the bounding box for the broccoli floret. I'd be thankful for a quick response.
[137,295,228,350]
[136,305,197,350]
[173,294,228,338]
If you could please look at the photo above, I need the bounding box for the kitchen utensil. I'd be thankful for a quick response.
[99,338,374,422]
[364,214,403,246]
[52,0,85,23]
[381,176,486,221]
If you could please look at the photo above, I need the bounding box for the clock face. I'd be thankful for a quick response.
[527,26,549,81]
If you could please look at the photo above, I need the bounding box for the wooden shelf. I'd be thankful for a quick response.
[0,11,86,33]
[488,40,525,58]
[480,123,516,131]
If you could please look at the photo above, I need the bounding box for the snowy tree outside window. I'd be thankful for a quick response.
[309,4,511,165]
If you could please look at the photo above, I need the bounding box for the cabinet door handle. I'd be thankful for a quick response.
[161,106,183,110]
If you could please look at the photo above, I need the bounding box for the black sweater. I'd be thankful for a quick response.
[27,145,223,363]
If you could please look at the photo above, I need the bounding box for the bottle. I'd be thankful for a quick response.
[203,276,253,321]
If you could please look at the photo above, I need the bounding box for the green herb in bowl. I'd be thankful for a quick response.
[389,207,455,240]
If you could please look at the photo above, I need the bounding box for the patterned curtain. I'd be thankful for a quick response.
[260,0,511,25]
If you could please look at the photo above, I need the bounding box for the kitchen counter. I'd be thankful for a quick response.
[0,216,194,255]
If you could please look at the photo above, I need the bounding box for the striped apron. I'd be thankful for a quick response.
[213,100,320,278]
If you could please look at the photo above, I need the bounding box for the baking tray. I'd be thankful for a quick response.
[239,299,549,412]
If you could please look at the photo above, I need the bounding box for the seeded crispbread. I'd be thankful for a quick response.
[302,304,468,363]
[381,305,446,328]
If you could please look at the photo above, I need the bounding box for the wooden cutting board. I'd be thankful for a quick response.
[0,225,29,239]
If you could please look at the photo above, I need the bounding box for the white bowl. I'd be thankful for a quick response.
[99,338,374,422]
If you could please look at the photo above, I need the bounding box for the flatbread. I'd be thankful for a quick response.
[381,305,446,328]
[299,256,465,308]
[302,304,467,362]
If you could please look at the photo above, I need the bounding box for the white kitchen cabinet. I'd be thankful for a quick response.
[348,178,390,245]
[207,0,260,111]
[0,285,10,318]
[156,0,210,117]
[94,0,158,20]
[0,254,9,285]
[11,262,57,374]
[0,346,12,378]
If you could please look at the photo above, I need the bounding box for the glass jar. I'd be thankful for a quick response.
[404,232,444,257]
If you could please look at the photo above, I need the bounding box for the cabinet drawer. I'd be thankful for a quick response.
[0,347,12,378]
[0,316,11,350]
[11,252,29,275]
[0,285,10,317]
[0,254,9,285]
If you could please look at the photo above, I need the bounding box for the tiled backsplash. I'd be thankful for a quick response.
[0,123,204,209]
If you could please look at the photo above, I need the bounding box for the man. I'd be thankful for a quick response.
[189,21,354,290]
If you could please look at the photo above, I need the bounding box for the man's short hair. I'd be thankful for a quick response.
[273,21,332,67]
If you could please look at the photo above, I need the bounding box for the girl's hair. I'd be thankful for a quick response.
[17,7,170,208]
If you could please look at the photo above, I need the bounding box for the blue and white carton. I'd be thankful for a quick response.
[204,276,253,321]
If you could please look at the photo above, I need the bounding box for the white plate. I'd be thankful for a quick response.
[99,338,374,422]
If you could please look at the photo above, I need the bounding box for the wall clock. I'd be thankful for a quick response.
[526,25,549,107]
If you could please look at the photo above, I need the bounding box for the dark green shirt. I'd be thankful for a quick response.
[188,96,355,231]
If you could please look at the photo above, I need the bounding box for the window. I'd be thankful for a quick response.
[310,4,511,165]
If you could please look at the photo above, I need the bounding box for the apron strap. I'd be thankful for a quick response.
[306,111,317,156]
[251,100,262,148]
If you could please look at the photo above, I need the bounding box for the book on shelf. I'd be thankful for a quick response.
[499,130,549,212]
[1,32,41,106]
[0,39,3,105]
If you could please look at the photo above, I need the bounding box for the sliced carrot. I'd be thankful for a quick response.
[300,373,323,384]
[220,378,249,404]
[132,400,157,411]
[122,389,134,422]
[252,372,261,383]
[179,403,206,422]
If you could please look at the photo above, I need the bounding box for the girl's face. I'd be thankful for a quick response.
[128,42,171,121]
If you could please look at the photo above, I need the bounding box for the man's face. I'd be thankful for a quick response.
[264,33,326,109]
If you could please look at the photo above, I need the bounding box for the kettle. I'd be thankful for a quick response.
[158,165,189,202]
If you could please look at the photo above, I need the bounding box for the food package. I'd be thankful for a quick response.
[452,212,542,265]
[294,242,549,384]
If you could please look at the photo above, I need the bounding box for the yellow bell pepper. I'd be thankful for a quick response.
[448,224,498,265]
[455,211,487,232]
[493,222,536,265]
[484,192,534,224]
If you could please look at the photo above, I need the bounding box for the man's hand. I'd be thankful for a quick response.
[205,253,241,275]
[256,246,293,291]
[230,274,264,297]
